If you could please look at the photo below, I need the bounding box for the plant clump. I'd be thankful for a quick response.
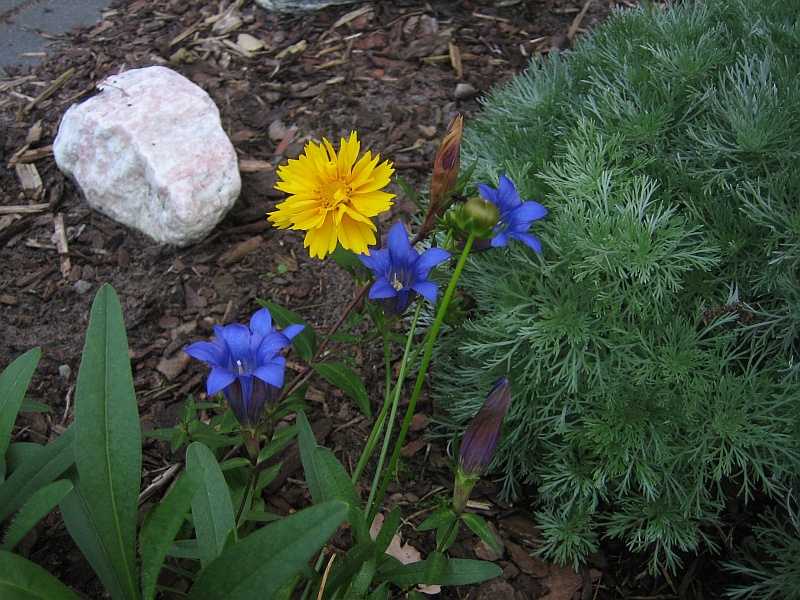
[432,0,800,584]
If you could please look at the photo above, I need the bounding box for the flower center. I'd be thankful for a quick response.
[318,177,351,210]
[391,276,404,291]
[236,359,245,375]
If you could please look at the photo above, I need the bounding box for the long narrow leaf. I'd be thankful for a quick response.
[140,468,204,600]
[0,549,81,600]
[313,446,368,540]
[188,501,347,600]
[70,284,141,600]
[185,442,236,568]
[2,479,73,551]
[311,362,371,418]
[0,427,75,523]
[296,411,322,504]
[0,348,41,462]
[378,556,502,587]
[61,474,132,600]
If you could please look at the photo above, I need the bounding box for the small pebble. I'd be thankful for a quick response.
[59,365,72,380]
[73,280,93,295]
[454,82,477,99]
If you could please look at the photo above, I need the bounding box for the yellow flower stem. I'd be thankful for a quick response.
[367,232,477,526]
[361,302,425,512]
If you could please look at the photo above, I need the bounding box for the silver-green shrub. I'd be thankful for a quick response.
[433,0,800,579]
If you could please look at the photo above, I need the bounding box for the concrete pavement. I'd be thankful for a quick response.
[0,0,110,78]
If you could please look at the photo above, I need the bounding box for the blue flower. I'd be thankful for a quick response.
[184,308,304,428]
[358,222,450,317]
[477,175,547,252]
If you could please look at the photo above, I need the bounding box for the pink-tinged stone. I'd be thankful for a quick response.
[53,66,240,247]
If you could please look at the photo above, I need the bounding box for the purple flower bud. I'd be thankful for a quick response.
[458,378,511,477]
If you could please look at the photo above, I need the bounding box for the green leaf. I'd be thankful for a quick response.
[68,283,141,600]
[436,521,459,552]
[417,507,457,531]
[367,582,390,600]
[140,468,204,600]
[2,479,73,551]
[186,442,237,568]
[461,513,501,554]
[18,398,50,413]
[0,348,41,462]
[256,424,297,464]
[0,427,75,523]
[311,362,371,418]
[423,551,447,581]
[378,556,502,587]
[313,446,367,540]
[61,474,130,600]
[374,508,401,556]
[330,245,368,277]
[0,549,81,600]
[188,501,347,600]
[258,300,317,361]
[296,411,322,504]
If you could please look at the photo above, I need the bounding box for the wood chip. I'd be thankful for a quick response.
[8,145,54,167]
[0,203,49,215]
[238,159,273,172]
[21,67,76,116]
[216,235,263,266]
[15,163,43,199]
[53,213,71,278]
[449,41,463,78]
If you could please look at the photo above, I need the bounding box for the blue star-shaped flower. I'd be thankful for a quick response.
[359,222,450,317]
[477,175,547,252]
[184,308,303,428]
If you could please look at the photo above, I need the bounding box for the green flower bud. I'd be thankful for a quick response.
[457,197,500,238]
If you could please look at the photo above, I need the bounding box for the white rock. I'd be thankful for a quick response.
[53,66,240,247]
[253,0,358,11]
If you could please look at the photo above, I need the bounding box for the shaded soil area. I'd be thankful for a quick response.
[1,0,740,598]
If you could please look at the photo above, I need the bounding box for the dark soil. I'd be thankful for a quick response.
[1,0,738,598]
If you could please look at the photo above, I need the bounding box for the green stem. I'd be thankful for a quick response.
[360,303,423,512]
[367,233,476,525]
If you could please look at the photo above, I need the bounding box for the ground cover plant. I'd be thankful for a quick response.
[432,0,800,592]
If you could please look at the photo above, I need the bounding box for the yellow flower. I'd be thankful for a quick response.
[268,132,395,259]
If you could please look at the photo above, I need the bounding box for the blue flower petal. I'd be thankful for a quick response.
[511,232,543,253]
[411,280,438,302]
[185,340,228,366]
[490,231,509,248]
[218,323,252,364]
[250,308,275,335]
[282,323,305,340]
[256,331,291,365]
[510,201,547,223]
[252,359,286,388]
[414,247,450,276]
[369,278,399,299]
[207,366,236,395]
[359,247,391,274]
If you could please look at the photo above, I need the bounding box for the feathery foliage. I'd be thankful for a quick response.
[433,0,800,582]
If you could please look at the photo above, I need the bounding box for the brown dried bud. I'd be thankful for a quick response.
[429,114,463,218]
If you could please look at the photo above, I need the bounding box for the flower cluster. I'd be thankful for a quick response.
[184,308,303,429]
